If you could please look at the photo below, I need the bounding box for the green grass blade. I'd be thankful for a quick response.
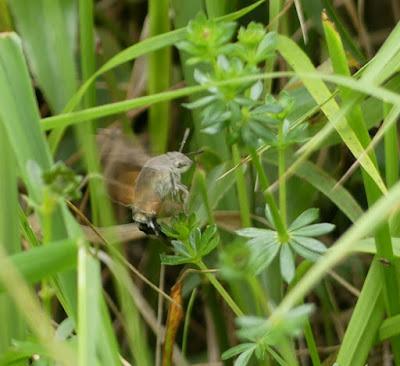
[276,35,387,194]
[9,0,78,152]
[0,245,77,366]
[264,157,363,223]
[148,0,171,153]
[320,0,365,63]
[8,0,78,113]
[0,122,26,352]
[77,3,123,363]
[336,259,385,366]
[42,70,400,132]
[78,0,108,226]
[8,0,78,153]
[360,21,400,84]
[78,245,101,366]
[0,239,77,292]
[205,0,237,17]
[0,31,80,320]
[0,0,11,31]
[380,314,400,341]
[323,15,400,361]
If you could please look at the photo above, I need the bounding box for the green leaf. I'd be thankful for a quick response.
[221,343,255,360]
[171,240,191,258]
[250,241,280,275]
[160,254,191,266]
[276,158,363,223]
[8,0,78,113]
[0,239,77,293]
[290,241,320,262]
[280,245,295,283]
[189,227,202,252]
[292,236,327,254]
[256,31,277,58]
[0,122,26,349]
[291,223,335,237]
[289,208,319,230]
[199,225,219,256]
[233,348,254,366]
[236,227,275,238]
[183,95,217,109]
[0,32,80,319]
[247,235,278,247]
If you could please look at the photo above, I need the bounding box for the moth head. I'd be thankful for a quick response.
[166,152,193,173]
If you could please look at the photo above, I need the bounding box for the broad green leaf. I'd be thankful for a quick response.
[8,0,78,113]
[0,32,80,318]
[0,239,77,293]
[0,122,26,351]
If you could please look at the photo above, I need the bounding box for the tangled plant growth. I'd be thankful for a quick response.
[0,1,400,366]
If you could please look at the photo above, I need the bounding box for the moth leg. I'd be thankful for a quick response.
[137,218,164,237]
[169,171,180,198]
[176,183,189,203]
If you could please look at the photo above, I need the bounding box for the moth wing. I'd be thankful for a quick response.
[97,126,150,206]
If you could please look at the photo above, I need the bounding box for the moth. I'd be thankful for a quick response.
[97,127,193,235]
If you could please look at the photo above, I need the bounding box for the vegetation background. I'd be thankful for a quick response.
[0,0,400,365]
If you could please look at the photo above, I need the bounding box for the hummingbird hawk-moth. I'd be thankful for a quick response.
[97,127,192,235]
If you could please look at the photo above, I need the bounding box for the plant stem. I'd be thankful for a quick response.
[231,144,252,227]
[182,288,197,358]
[264,0,281,93]
[197,260,243,317]
[304,320,321,366]
[197,169,215,225]
[247,275,271,315]
[278,127,287,225]
[249,148,287,238]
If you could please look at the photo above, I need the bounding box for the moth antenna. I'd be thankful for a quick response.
[186,149,204,157]
[179,128,190,153]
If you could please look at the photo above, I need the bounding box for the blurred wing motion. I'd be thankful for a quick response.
[97,126,150,206]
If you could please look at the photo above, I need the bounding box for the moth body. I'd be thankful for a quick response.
[130,152,192,234]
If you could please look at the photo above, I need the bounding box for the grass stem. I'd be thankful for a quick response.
[232,144,252,227]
